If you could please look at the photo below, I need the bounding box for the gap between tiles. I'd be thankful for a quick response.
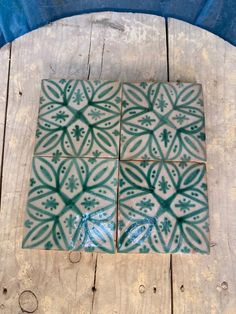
[33,155,119,161]
[119,158,207,164]
[32,156,208,163]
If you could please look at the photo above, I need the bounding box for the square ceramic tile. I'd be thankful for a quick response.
[23,156,118,253]
[118,160,209,254]
[35,79,122,158]
[120,82,206,162]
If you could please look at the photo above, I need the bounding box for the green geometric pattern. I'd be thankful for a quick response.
[120,82,206,161]
[23,157,118,253]
[118,161,209,254]
[23,79,209,254]
[35,79,121,158]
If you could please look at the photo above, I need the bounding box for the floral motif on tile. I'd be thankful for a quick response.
[120,82,206,161]
[23,79,209,255]
[118,160,209,254]
[23,157,118,253]
[35,79,121,158]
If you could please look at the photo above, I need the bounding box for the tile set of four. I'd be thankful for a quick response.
[22,79,209,254]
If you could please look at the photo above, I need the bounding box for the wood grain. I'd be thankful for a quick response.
[0,12,171,314]
[168,19,236,314]
[2,12,234,314]
[0,15,96,314]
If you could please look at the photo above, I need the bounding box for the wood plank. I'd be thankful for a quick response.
[168,19,236,314]
[90,13,171,314]
[88,12,167,81]
[0,12,171,313]
[0,15,97,314]
[0,44,10,179]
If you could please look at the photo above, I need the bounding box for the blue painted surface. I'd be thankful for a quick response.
[0,0,236,47]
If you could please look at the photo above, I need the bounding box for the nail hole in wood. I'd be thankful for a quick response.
[92,286,96,292]
[2,288,7,295]
[18,290,38,313]
[180,285,184,292]
[139,285,145,294]
[221,281,228,290]
[19,91,22,96]
[68,251,81,263]
[153,286,157,293]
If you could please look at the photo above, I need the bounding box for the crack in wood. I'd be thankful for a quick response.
[99,39,106,80]
[87,18,93,80]
[170,255,174,314]
[91,254,98,313]
[0,43,12,212]
[165,18,170,82]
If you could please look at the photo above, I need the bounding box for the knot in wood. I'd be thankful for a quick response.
[139,285,145,294]
[19,290,38,313]
[69,251,81,263]
[221,281,228,290]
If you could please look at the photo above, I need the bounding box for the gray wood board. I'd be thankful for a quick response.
[168,18,236,314]
[0,13,171,314]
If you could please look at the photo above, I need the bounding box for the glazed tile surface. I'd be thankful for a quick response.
[35,79,122,158]
[118,161,209,253]
[23,156,118,253]
[23,79,209,254]
[120,82,206,162]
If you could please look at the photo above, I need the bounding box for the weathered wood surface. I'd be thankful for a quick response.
[169,19,236,314]
[0,14,97,314]
[0,12,236,314]
[88,13,171,314]
[0,13,171,314]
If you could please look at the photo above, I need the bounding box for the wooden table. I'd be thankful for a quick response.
[0,12,235,314]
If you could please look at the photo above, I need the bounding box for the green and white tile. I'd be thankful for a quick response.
[23,79,209,254]
[118,160,209,254]
[120,82,206,162]
[23,156,118,253]
[35,79,122,158]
